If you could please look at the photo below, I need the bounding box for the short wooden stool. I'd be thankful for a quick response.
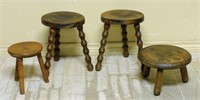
[8,41,49,94]
[96,9,144,71]
[138,45,191,96]
[41,11,93,72]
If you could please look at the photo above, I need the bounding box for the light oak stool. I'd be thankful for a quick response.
[96,9,144,71]
[41,11,93,72]
[138,45,191,96]
[8,41,49,94]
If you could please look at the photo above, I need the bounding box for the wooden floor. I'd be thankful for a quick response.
[0,52,199,100]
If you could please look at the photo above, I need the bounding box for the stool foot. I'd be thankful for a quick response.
[142,67,150,78]
[95,63,102,71]
[154,69,163,96]
[37,54,49,83]
[121,24,129,57]
[17,58,25,94]
[87,63,94,71]
[180,67,188,83]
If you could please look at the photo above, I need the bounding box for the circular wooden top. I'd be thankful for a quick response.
[101,9,144,24]
[41,11,85,28]
[138,45,191,69]
[8,42,43,58]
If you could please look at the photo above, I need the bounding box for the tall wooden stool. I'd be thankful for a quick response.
[8,41,49,94]
[41,11,93,72]
[96,9,144,71]
[137,45,191,96]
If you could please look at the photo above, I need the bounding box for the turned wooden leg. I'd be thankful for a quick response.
[154,69,163,96]
[134,23,143,51]
[45,27,55,75]
[180,67,188,83]
[15,59,19,81]
[134,23,144,71]
[54,28,61,61]
[121,24,129,57]
[37,53,49,83]
[17,58,24,94]
[77,25,93,71]
[96,23,110,71]
[142,66,151,78]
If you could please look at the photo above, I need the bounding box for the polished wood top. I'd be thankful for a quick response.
[8,42,43,58]
[41,11,85,28]
[101,9,144,24]
[138,45,191,69]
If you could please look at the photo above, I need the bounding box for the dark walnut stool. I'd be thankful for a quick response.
[41,11,93,72]
[96,9,144,71]
[7,41,49,94]
[138,45,191,96]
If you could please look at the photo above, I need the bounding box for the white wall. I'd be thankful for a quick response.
[0,0,199,55]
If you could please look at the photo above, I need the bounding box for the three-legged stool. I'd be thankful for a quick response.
[41,11,93,72]
[8,41,49,94]
[96,9,144,71]
[137,45,191,96]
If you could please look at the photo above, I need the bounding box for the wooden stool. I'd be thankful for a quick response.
[8,41,49,94]
[137,45,191,96]
[96,9,144,71]
[41,11,93,72]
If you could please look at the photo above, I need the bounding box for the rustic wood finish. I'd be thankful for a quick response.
[8,42,49,94]
[41,11,93,71]
[96,9,144,71]
[138,45,191,96]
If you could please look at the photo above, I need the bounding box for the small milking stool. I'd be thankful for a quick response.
[41,11,93,72]
[8,41,49,94]
[138,45,191,96]
[96,9,144,71]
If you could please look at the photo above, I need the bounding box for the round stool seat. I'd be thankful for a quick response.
[8,41,43,58]
[101,9,144,24]
[41,11,85,28]
[138,45,191,69]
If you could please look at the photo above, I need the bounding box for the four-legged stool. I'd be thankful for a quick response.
[137,45,191,96]
[41,11,93,72]
[8,41,49,94]
[96,9,144,71]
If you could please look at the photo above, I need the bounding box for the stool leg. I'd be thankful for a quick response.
[154,69,163,96]
[121,24,129,57]
[180,67,189,83]
[15,59,19,81]
[142,66,151,78]
[37,53,49,83]
[134,23,143,51]
[96,23,110,71]
[17,58,25,94]
[45,27,55,75]
[134,23,144,71]
[77,25,94,71]
[54,28,61,61]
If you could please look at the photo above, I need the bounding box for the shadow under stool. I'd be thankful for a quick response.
[41,11,93,73]
[137,45,191,96]
[8,41,49,94]
[96,9,144,71]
